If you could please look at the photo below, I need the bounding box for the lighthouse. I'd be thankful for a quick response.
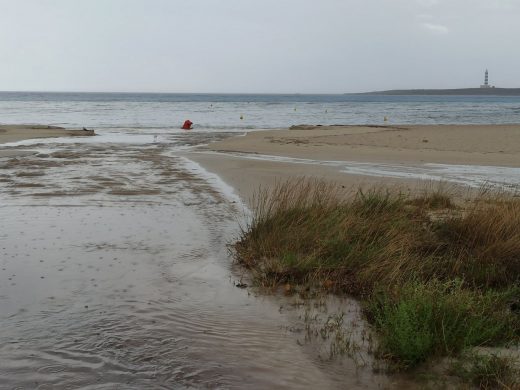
[480,69,494,88]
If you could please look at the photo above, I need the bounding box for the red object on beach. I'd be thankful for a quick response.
[182,120,193,130]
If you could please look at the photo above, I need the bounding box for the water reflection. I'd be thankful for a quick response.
[0,134,388,389]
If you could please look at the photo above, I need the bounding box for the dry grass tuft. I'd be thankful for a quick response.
[236,178,520,291]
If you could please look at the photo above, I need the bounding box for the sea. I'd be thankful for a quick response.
[1,92,520,132]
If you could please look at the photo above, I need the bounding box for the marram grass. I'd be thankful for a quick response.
[234,179,520,367]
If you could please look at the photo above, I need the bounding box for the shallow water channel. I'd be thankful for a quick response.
[0,134,393,389]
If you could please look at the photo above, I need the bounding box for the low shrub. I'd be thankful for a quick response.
[367,280,519,366]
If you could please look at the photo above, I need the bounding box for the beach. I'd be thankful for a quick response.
[202,124,520,166]
[3,0,520,384]
[3,123,519,203]
[189,124,520,202]
[1,122,519,388]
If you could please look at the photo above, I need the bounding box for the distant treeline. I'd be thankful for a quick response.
[359,88,520,96]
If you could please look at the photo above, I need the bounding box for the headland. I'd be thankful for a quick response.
[360,88,520,96]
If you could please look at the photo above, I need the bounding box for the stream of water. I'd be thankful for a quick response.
[0,132,392,389]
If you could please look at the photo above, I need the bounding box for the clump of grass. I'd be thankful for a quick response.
[450,353,519,389]
[367,280,519,367]
[234,179,520,367]
[236,179,520,290]
[406,183,455,209]
[237,181,416,291]
[433,198,520,288]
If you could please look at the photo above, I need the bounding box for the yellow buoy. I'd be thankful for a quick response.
[240,115,244,120]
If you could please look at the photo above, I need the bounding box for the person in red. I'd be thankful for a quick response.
[181,120,193,130]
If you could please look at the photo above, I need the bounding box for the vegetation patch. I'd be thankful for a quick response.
[234,179,520,369]
[368,280,518,366]
[450,353,519,389]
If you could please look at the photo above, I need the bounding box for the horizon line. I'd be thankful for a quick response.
[1,87,519,95]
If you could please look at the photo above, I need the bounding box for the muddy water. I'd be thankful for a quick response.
[0,135,390,389]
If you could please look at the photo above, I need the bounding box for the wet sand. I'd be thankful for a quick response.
[0,125,94,151]
[0,132,396,388]
[188,125,520,203]
[188,152,424,205]
[201,125,520,167]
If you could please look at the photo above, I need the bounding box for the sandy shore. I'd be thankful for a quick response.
[188,125,520,203]
[203,125,520,167]
[0,125,95,154]
[189,152,420,204]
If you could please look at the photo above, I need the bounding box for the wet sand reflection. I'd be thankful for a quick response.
[0,136,389,389]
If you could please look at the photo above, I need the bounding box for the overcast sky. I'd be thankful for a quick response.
[0,0,519,93]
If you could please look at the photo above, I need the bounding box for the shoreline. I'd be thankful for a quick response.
[188,124,520,204]
[0,125,95,156]
[3,123,519,203]
[200,124,520,167]
[186,151,428,206]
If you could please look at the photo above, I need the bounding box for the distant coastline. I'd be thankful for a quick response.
[360,88,520,96]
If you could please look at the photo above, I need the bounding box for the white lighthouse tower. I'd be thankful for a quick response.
[480,69,494,88]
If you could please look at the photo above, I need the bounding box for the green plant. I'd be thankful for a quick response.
[234,180,520,366]
[367,280,519,367]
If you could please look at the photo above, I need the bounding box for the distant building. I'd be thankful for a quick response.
[480,69,495,88]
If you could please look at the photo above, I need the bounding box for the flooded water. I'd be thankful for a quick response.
[0,133,393,389]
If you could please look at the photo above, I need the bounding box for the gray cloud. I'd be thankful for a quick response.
[0,0,518,93]
[422,23,449,34]
[416,0,440,7]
